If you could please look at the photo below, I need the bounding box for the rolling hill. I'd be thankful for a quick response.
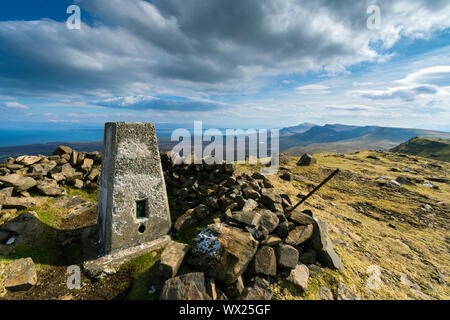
[281,124,450,155]
[391,137,450,162]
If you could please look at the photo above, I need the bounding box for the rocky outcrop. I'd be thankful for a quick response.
[159,272,212,300]
[2,258,37,291]
[297,154,317,166]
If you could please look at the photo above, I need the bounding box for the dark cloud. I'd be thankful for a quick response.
[0,0,448,100]
[94,95,228,112]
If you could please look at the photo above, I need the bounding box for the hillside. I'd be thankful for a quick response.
[391,137,450,162]
[0,147,449,300]
[281,124,450,155]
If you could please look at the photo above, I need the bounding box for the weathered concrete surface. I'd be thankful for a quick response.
[83,235,171,278]
[97,122,171,254]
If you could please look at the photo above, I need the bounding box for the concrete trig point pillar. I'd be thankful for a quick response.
[84,122,171,276]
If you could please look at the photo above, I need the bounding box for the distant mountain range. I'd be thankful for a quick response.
[391,136,450,162]
[1,123,449,162]
[279,123,450,156]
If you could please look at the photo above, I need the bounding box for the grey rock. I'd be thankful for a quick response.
[320,286,334,300]
[261,235,282,247]
[0,211,44,245]
[285,224,314,246]
[259,210,279,233]
[0,174,37,192]
[53,145,73,156]
[160,272,211,300]
[276,243,299,269]
[158,241,190,278]
[297,154,317,166]
[3,258,37,291]
[239,278,273,300]
[2,197,46,210]
[260,188,282,211]
[223,276,244,298]
[286,264,309,292]
[231,210,261,227]
[250,246,277,276]
[337,283,360,300]
[36,179,62,196]
[188,223,258,284]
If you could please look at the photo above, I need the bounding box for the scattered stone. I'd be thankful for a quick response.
[3,258,37,291]
[280,171,293,181]
[159,272,211,300]
[241,199,258,212]
[286,264,309,292]
[337,283,360,300]
[231,211,261,227]
[297,154,317,166]
[260,188,282,211]
[319,286,334,300]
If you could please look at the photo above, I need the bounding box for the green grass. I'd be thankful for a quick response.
[391,136,450,162]
[121,250,163,300]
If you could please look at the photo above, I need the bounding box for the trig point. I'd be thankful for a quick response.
[84,122,171,276]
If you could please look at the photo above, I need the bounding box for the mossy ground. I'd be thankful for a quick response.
[1,151,449,300]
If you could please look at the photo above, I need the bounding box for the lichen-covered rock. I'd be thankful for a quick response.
[16,155,42,166]
[260,188,282,211]
[285,224,314,246]
[275,243,299,269]
[239,278,273,300]
[2,197,46,210]
[288,209,315,225]
[2,258,37,291]
[307,218,343,270]
[286,264,309,292]
[0,211,44,245]
[159,272,211,300]
[36,179,62,196]
[297,154,317,166]
[158,241,190,278]
[250,246,277,276]
[188,223,258,284]
[53,145,73,156]
[0,174,37,192]
[258,210,279,233]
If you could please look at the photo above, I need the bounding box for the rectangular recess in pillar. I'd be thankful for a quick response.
[136,199,148,219]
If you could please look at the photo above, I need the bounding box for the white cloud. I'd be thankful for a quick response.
[0,101,29,109]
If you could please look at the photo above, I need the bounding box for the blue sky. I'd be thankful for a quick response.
[0,0,449,133]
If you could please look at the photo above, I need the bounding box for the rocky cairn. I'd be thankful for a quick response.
[0,147,343,299]
[158,153,343,300]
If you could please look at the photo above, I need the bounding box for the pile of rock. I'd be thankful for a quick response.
[0,146,101,213]
[158,153,343,300]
